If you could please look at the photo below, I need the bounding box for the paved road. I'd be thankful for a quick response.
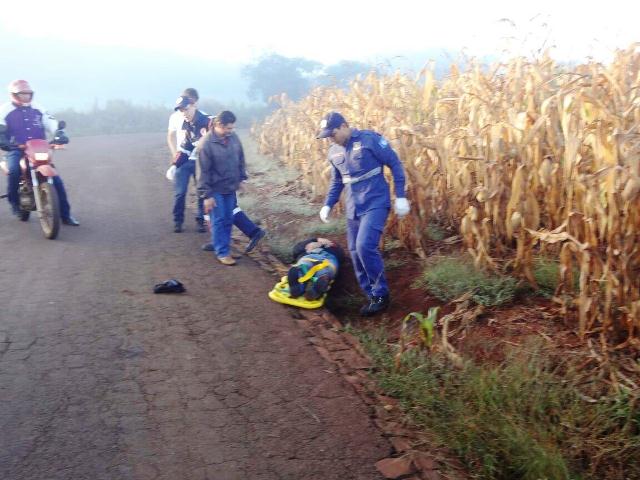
[0,133,388,480]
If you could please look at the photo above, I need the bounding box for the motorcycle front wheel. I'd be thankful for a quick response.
[38,182,60,239]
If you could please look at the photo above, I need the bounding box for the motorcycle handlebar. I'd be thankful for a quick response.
[0,144,25,151]
[2,143,67,154]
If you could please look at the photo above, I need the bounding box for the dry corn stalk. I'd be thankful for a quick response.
[253,44,640,349]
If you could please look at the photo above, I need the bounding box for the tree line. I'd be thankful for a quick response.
[242,54,375,103]
[55,54,375,136]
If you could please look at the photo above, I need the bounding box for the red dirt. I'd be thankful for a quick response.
[253,203,598,368]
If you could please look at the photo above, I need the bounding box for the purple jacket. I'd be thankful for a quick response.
[0,102,58,145]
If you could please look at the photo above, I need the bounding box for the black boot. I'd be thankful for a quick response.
[359,295,390,316]
[245,228,266,253]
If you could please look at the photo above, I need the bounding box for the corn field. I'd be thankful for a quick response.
[254,44,640,350]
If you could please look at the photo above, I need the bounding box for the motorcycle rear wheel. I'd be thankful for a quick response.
[38,182,60,239]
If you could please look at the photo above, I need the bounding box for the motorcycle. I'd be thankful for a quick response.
[0,121,69,239]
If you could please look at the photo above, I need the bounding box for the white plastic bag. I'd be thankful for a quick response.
[165,165,176,182]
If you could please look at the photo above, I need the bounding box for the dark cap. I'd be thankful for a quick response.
[316,112,346,139]
[174,95,194,111]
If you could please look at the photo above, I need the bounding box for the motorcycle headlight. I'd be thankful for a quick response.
[34,153,49,161]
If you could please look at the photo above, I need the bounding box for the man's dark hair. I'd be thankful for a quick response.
[217,110,236,125]
[182,88,199,101]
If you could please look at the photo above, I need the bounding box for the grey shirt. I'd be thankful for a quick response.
[197,131,247,198]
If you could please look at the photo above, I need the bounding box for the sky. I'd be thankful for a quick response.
[0,0,637,109]
[2,0,636,63]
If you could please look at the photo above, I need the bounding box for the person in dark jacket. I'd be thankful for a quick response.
[168,89,264,249]
[198,111,256,265]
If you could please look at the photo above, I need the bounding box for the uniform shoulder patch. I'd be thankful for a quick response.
[378,137,389,148]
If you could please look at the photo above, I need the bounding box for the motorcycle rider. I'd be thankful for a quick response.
[0,79,79,225]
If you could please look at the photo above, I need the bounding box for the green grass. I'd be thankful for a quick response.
[533,256,582,298]
[533,256,559,297]
[237,195,259,212]
[265,195,318,216]
[425,222,448,241]
[242,135,299,184]
[266,237,294,263]
[384,238,404,251]
[300,219,347,236]
[353,328,640,480]
[413,255,518,307]
[326,291,363,313]
[385,258,409,270]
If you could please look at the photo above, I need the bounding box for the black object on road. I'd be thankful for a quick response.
[153,279,185,294]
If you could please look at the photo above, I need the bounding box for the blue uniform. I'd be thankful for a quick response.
[324,129,406,298]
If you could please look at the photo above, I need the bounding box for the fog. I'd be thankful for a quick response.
[1,0,637,130]
[0,29,466,121]
[0,31,253,111]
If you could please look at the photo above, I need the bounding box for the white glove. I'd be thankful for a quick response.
[319,205,331,223]
[165,165,176,182]
[394,197,410,218]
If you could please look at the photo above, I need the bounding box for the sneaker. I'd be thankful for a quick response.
[359,295,390,316]
[217,256,236,266]
[245,228,266,253]
[202,243,241,259]
[61,216,80,226]
[174,223,183,233]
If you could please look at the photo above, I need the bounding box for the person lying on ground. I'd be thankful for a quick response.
[287,237,345,300]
